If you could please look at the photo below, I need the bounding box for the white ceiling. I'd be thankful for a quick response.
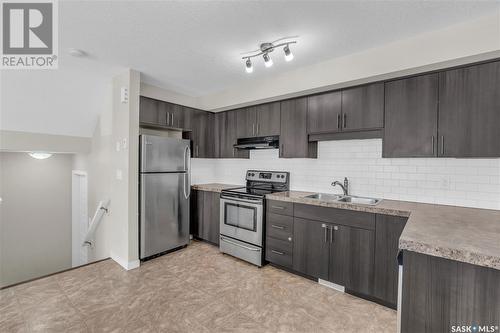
[59,0,499,96]
[1,1,499,137]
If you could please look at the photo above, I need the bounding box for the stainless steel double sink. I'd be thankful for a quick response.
[305,193,381,206]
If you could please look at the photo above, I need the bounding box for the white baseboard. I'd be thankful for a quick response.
[318,278,345,293]
[110,253,140,270]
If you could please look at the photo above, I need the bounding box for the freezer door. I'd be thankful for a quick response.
[140,173,189,259]
[140,135,190,172]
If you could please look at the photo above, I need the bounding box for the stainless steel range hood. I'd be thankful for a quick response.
[234,136,279,150]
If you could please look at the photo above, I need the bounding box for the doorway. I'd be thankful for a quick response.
[72,170,89,267]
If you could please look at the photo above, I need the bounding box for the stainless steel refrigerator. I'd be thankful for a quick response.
[139,134,191,260]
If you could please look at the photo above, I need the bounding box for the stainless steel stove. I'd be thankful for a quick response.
[219,170,290,266]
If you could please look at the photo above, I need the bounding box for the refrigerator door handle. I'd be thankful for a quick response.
[183,145,191,199]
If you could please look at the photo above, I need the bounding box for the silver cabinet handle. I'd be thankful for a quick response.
[171,113,174,127]
[432,135,435,155]
[271,205,285,210]
[337,114,341,129]
[252,123,255,136]
[271,250,284,255]
[166,112,170,126]
[329,226,333,243]
[288,237,292,242]
[343,113,346,128]
[322,223,327,243]
[271,224,284,230]
[196,145,199,157]
[440,135,445,155]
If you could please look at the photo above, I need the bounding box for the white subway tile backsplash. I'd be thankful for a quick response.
[191,139,500,210]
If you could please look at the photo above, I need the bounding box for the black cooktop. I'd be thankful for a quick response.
[222,186,281,197]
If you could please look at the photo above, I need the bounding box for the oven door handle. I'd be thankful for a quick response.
[220,236,261,251]
[220,196,262,205]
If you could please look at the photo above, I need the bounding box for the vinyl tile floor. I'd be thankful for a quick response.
[0,240,396,332]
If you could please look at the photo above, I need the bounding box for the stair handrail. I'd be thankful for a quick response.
[82,199,110,247]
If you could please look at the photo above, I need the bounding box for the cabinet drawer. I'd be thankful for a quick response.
[267,200,293,216]
[266,213,293,241]
[294,203,375,230]
[266,237,293,268]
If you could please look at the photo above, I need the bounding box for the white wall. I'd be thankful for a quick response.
[191,139,500,210]
[107,69,140,269]
[0,152,73,287]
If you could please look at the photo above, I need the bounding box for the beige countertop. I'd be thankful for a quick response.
[191,183,241,193]
[267,190,500,271]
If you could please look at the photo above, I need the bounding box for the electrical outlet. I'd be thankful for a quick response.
[440,176,451,190]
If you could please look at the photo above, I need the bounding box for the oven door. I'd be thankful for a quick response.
[220,195,263,246]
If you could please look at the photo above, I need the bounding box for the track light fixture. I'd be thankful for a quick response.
[241,36,297,73]
[245,58,253,73]
[263,53,273,68]
[284,44,293,61]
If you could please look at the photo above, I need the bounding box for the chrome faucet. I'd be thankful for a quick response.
[332,177,349,196]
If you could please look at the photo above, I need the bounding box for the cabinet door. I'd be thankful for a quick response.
[218,111,248,159]
[280,98,317,158]
[192,111,215,158]
[438,61,500,157]
[329,225,375,295]
[373,215,407,307]
[255,102,281,136]
[216,111,233,158]
[383,74,438,157]
[201,191,220,245]
[292,218,329,280]
[167,103,184,129]
[307,91,342,134]
[341,83,384,131]
[236,107,256,138]
[139,96,160,124]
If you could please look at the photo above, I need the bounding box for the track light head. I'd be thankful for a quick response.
[245,58,253,73]
[284,45,294,62]
[263,53,273,68]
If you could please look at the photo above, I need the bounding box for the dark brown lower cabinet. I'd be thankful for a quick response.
[331,225,375,296]
[292,218,330,280]
[292,217,375,295]
[401,251,500,333]
[373,214,407,307]
[190,189,220,245]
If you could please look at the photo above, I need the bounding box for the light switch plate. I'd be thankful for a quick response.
[120,87,129,103]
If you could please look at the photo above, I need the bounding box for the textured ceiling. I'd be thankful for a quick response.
[60,0,499,96]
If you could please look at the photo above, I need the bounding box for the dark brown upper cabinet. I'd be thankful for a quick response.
[255,102,281,136]
[307,91,342,134]
[438,61,500,157]
[280,98,317,158]
[139,96,160,125]
[341,83,384,131]
[383,73,439,157]
[236,103,281,138]
[215,111,249,159]
[190,110,215,158]
[139,96,187,129]
[236,107,256,138]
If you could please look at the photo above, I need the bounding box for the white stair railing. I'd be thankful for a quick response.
[82,199,110,247]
